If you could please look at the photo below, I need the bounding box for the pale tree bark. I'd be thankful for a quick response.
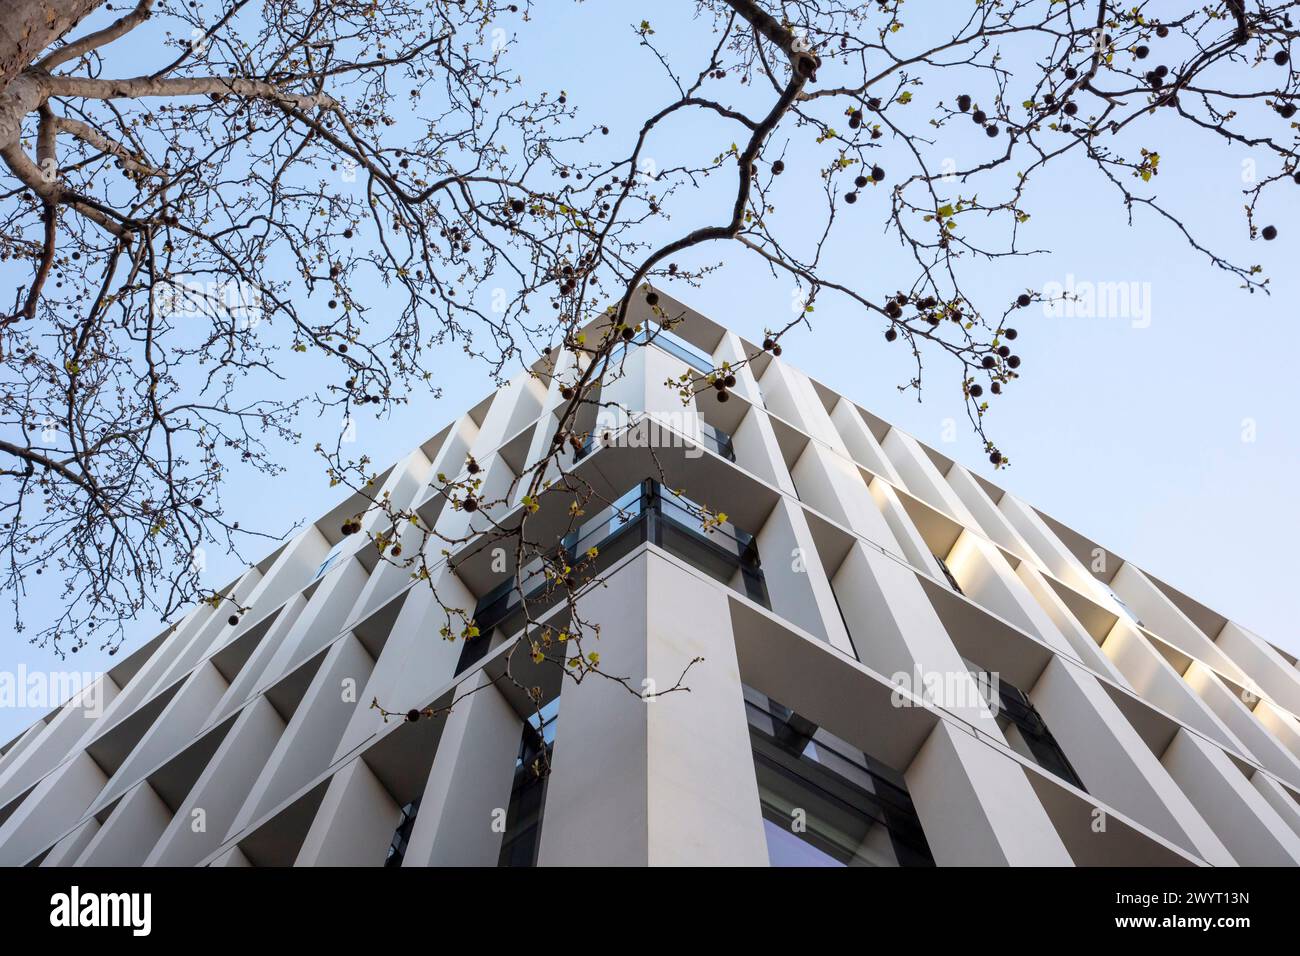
[0,0,103,90]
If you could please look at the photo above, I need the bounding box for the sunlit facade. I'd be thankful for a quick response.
[3,292,1299,867]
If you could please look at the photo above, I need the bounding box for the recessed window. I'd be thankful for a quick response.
[384,798,421,867]
[964,661,1086,791]
[498,697,560,867]
[744,687,934,867]
[934,554,964,595]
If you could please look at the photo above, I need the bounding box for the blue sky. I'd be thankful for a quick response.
[3,3,1298,743]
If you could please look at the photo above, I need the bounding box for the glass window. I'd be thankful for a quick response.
[964,660,1087,792]
[313,540,349,581]
[744,687,934,867]
[384,799,421,867]
[498,698,560,867]
[934,554,964,595]
[608,326,715,375]
[762,818,844,867]
[463,480,770,671]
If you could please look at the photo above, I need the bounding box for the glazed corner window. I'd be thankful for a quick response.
[744,686,934,867]
[460,479,771,677]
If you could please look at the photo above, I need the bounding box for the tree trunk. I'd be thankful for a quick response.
[0,0,104,91]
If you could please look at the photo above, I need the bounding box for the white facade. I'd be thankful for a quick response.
[3,292,1300,867]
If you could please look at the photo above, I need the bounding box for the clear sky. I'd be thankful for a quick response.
[3,4,1298,744]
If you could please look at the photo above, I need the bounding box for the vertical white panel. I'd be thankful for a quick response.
[539,551,767,865]
[76,781,172,866]
[1162,728,1300,865]
[402,671,521,866]
[792,441,902,555]
[1031,656,1233,865]
[905,720,1072,866]
[233,633,373,833]
[754,498,855,655]
[146,695,285,866]
[0,750,108,865]
[294,758,400,866]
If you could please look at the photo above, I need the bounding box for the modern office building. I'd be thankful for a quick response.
[3,291,1300,867]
